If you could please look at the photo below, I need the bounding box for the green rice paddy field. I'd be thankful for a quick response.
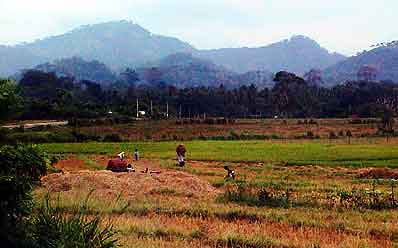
[41,139,398,167]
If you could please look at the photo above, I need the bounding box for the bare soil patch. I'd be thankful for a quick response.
[54,156,87,172]
[358,168,398,179]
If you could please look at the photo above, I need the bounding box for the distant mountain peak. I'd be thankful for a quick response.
[197,35,345,74]
[0,20,195,75]
[285,35,322,49]
[71,20,150,36]
[289,35,316,42]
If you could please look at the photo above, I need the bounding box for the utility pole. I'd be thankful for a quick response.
[179,105,182,119]
[136,98,139,118]
[166,102,169,119]
[150,100,153,117]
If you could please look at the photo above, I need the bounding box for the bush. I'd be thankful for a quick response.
[72,130,101,142]
[30,197,118,248]
[102,133,123,142]
[329,131,337,139]
[7,131,77,144]
[8,132,50,143]
[48,131,76,143]
[219,181,291,208]
[229,131,240,140]
[0,144,118,247]
[306,131,315,139]
[0,144,48,246]
[0,128,12,144]
[308,119,318,125]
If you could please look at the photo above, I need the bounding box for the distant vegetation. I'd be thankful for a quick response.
[5,69,398,122]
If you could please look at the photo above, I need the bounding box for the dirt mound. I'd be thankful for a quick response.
[358,168,398,180]
[41,170,219,199]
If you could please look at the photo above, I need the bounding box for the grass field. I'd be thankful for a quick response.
[34,123,398,247]
[41,139,398,167]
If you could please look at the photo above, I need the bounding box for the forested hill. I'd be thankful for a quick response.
[196,35,346,74]
[1,20,345,79]
[22,55,274,89]
[322,42,398,87]
[138,53,273,88]
[0,20,194,76]
[33,57,116,84]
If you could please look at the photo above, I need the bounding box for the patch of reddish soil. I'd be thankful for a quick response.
[55,156,87,172]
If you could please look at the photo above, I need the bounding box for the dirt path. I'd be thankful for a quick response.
[2,120,68,129]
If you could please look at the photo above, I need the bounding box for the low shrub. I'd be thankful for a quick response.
[218,181,291,208]
[329,131,338,139]
[0,127,12,143]
[229,130,240,140]
[30,197,118,248]
[327,180,398,210]
[71,131,101,142]
[0,144,48,246]
[102,133,123,143]
[8,131,78,143]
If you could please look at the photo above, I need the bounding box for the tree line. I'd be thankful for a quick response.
[2,69,398,121]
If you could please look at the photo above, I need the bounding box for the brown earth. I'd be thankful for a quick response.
[78,119,379,141]
[54,156,87,172]
[358,168,398,179]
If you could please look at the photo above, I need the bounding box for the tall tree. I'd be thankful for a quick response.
[0,79,21,121]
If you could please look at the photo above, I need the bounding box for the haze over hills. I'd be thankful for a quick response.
[33,57,117,84]
[138,53,274,88]
[196,35,346,74]
[3,20,398,88]
[28,53,274,89]
[1,20,346,79]
[0,21,194,77]
[0,45,46,76]
[322,43,398,86]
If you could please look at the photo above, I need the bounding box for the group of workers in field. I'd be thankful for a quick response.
[114,144,235,179]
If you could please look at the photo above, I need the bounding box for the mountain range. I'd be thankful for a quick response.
[1,20,397,87]
[137,53,274,88]
[195,35,346,74]
[1,21,343,77]
[322,44,398,86]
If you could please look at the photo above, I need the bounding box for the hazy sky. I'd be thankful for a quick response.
[0,0,396,55]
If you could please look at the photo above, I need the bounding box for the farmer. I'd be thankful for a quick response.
[176,144,186,167]
[117,151,125,160]
[127,163,135,173]
[133,148,139,161]
[224,165,235,180]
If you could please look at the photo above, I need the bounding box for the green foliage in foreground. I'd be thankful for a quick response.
[0,144,118,247]
[0,145,48,245]
[31,196,117,248]
[40,140,398,167]
[0,79,21,121]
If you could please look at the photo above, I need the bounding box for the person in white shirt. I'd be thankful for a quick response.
[134,149,139,161]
